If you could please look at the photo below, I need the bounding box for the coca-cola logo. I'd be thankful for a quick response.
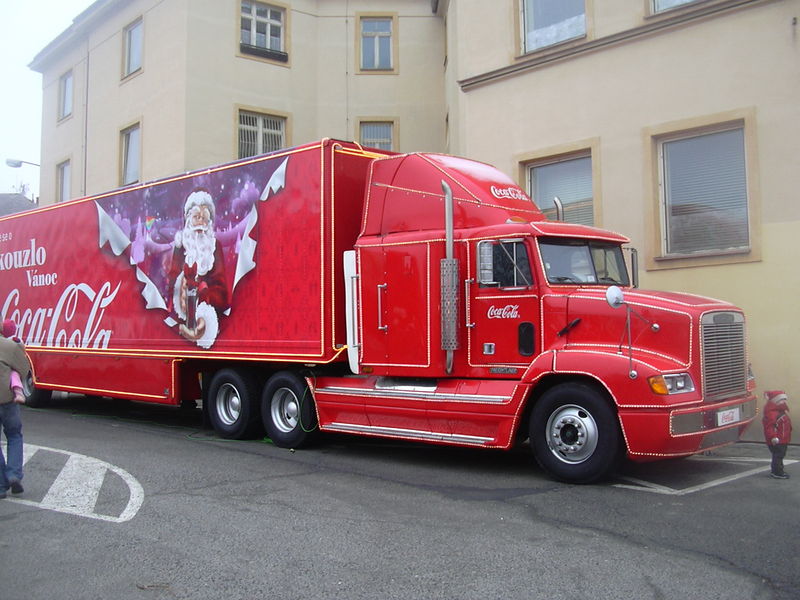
[2,281,120,349]
[487,304,520,319]
[490,186,527,202]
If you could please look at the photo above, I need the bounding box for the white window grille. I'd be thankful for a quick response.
[241,2,284,52]
[529,155,593,225]
[660,127,749,256]
[59,71,73,120]
[238,111,286,158]
[121,124,141,185]
[523,0,585,52]
[361,18,393,70]
[360,122,393,150]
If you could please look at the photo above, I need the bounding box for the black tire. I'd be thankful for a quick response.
[261,371,318,448]
[530,382,622,484]
[23,372,52,408]
[207,368,263,439]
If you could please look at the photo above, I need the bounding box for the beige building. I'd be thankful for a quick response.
[32,0,799,415]
[30,0,445,201]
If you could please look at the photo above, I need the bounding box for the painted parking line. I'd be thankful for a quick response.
[1,443,144,522]
[614,456,798,495]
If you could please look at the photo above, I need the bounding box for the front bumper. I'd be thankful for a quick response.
[619,394,758,461]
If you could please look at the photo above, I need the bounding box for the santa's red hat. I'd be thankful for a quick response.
[764,390,788,404]
[2,319,16,338]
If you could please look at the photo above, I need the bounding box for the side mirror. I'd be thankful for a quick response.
[606,285,625,309]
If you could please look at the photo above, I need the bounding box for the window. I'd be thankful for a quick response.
[57,160,71,203]
[528,155,593,225]
[539,239,629,286]
[123,19,143,77]
[359,122,393,150]
[523,0,586,52]
[653,0,699,13]
[659,127,749,256]
[360,17,393,70]
[238,111,285,158]
[121,124,141,185]
[58,71,73,120]
[478,240,533,288]
[240,1,287,61]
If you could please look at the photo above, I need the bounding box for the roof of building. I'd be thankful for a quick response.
[29,0,119,71]
[0,193,37,217]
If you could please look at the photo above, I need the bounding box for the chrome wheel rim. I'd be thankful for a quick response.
[271,387,300,433]
[545,404,599,464]
[215,383,242,426]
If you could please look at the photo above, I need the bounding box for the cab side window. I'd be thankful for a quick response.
[478,240,533,288]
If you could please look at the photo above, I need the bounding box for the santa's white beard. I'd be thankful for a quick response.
[182,227,216,276]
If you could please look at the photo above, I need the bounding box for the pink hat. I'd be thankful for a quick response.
[764,390,788,404]
[2,319,16,338]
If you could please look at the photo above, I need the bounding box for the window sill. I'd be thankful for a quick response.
[648,247,759,270]
[240,44,288,63]
[121,68,143,84]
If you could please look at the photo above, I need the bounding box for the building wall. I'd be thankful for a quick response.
[37,0,191,201]
[448,0,800,413]
[33,0,444,190]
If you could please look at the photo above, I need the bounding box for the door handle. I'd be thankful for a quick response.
[377,283,388,331]
[465,278,476,328]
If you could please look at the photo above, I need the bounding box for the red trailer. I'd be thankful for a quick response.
[0,139,756,482]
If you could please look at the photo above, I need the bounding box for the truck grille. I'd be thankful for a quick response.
[701,312,747,400]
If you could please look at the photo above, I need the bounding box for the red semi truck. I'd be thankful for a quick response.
[0,139,756,482]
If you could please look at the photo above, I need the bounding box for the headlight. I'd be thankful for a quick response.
[648,373,695,395]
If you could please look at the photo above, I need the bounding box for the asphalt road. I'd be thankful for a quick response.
[1,395,797,600]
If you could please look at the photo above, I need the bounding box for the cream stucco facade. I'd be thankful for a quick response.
[32,0,799,417]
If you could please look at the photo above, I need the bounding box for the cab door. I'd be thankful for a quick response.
[466,238,539,369]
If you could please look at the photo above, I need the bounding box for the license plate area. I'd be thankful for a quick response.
[716,406,741,427]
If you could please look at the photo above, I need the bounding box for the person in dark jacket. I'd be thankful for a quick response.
[0,320,32,498]
[762,390,792,479]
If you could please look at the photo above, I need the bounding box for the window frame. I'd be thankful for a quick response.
[58,70,73,121]
[358,120,396,151]
[237,109,287,158]
[357,13,398,74]
[524,147,596,226]
[120,123,141,186]
[477,239,534,289]
[521,0,587,54]
[122,18,143,79]
[56,160,71,203]
[657,124,750,258]
[239,1,289,63]
[651,0,701,14]
[643,110,761,271]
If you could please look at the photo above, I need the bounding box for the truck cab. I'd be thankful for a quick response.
[328,149,756,483]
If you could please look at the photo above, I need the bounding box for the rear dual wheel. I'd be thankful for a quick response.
[261,371,318,448]
[207,368,262,439]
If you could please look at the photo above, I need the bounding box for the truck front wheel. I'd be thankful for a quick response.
[207,368,262,439]
[530,383,621,484]
[261,371,318,448]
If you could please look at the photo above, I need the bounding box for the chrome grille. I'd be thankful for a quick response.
[701,312,746,400]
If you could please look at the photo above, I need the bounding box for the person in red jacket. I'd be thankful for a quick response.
[762,390,792,479]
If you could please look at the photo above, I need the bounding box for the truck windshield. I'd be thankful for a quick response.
[539,238,630,286]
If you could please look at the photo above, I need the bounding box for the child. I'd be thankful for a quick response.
[762,390,792,479]
[1,320,24,404]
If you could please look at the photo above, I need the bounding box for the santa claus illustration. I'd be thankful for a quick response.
[167,189,229,348]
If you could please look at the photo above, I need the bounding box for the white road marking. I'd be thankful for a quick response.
[614,456,798,495]
[1,443,144,522]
